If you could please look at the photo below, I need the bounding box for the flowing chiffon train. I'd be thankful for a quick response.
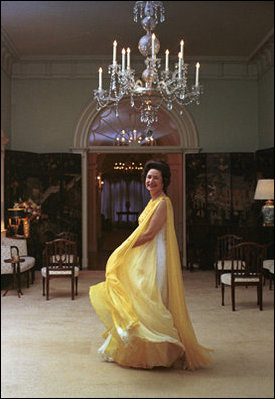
[89,196,213,369]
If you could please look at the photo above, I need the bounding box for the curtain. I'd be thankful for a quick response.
[101,178,150,223]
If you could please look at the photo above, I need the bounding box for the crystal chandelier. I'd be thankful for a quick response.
[94,1,202,129]
[114,129,155,146]
[113,161,144,172]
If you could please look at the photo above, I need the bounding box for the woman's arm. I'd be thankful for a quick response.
[133,200,167,247]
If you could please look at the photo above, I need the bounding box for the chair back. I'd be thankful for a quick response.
[56,231,78,242]
[2,237,28,256]
[230,242,265,277]
[44,238,77,272]
[216,234,243,260]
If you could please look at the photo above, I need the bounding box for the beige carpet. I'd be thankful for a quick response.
[1,269,274,398]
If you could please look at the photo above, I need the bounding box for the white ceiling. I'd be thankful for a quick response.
[1,1,274,60]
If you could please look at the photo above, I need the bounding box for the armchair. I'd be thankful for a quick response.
[41,238,79,300]
[1,237,36,290]
[221,242,265,311]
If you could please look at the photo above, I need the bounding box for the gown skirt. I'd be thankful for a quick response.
[89,197,213,370]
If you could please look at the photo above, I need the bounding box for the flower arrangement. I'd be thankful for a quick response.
[14,198,47,222]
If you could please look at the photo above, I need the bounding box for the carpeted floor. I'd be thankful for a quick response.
[1,269,274,398]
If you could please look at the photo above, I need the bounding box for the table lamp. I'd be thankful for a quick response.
[8,208,26,235]
[254,179,274,226]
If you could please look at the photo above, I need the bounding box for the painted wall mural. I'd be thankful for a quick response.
[4,150,82,267]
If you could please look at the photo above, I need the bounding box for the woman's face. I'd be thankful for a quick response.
[145,168,163,195]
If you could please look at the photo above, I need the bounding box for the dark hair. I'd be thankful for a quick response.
[142,159,171,194]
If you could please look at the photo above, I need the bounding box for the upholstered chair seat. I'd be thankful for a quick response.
[41,266,80,277]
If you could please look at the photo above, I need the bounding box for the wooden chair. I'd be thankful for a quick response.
[221,242,265,311]
[41,238,79,300]
[214,234,243,287]
[263,241,274,290]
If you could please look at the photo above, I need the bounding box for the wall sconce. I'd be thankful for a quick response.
[254,179,274,226]
[97,174,104,192]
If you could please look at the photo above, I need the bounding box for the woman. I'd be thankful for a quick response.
[89,159,212,370]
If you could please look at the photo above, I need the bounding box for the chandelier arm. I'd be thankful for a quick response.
[99,118,124,136]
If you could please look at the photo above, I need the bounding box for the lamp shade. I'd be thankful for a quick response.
[254,179,274,200]
[8,208,26,218]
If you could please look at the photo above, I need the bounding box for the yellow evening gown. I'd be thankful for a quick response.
[89,196,212,370]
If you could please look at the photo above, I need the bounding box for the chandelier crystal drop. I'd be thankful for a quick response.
[93,1,203,129]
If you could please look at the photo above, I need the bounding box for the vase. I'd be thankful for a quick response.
[23,218,30,238]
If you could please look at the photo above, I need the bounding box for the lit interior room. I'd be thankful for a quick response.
[1,1,274,398]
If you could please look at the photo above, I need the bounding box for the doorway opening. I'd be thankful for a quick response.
[87,152,183,270]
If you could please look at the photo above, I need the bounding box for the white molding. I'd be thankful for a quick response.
[10,58,259,80]
[2,24,273,79]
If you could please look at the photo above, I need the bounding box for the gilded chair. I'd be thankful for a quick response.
[41,238,79,300]
[214,234,243,287]
[221,242,265,311]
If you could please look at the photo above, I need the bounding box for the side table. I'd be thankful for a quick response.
[3,258,25,298]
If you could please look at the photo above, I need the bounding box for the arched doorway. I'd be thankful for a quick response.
[72,99,200,269]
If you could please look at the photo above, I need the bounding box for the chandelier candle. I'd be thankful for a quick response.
[122,48,126,72]
[113,40,117,65]
[165,50,169,71]
[195,62,200,86]
[180,40,184,62]
[127,48,131,69]
[178,52,182,79]
[98,67,102,90]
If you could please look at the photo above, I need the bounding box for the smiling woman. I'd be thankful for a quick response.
[89,159,213,370]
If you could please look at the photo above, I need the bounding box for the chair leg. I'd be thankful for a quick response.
[231,284,235,311]
[71,277,74,300]
[46,278,49,300]
[30,268,34,284]
[42,277,45,296]
[221,283,225,306]
[75,277,78,296]
[259,284,263,311]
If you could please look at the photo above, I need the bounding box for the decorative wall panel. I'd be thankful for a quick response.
[4,150,81,267]
[186,152,258,269]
